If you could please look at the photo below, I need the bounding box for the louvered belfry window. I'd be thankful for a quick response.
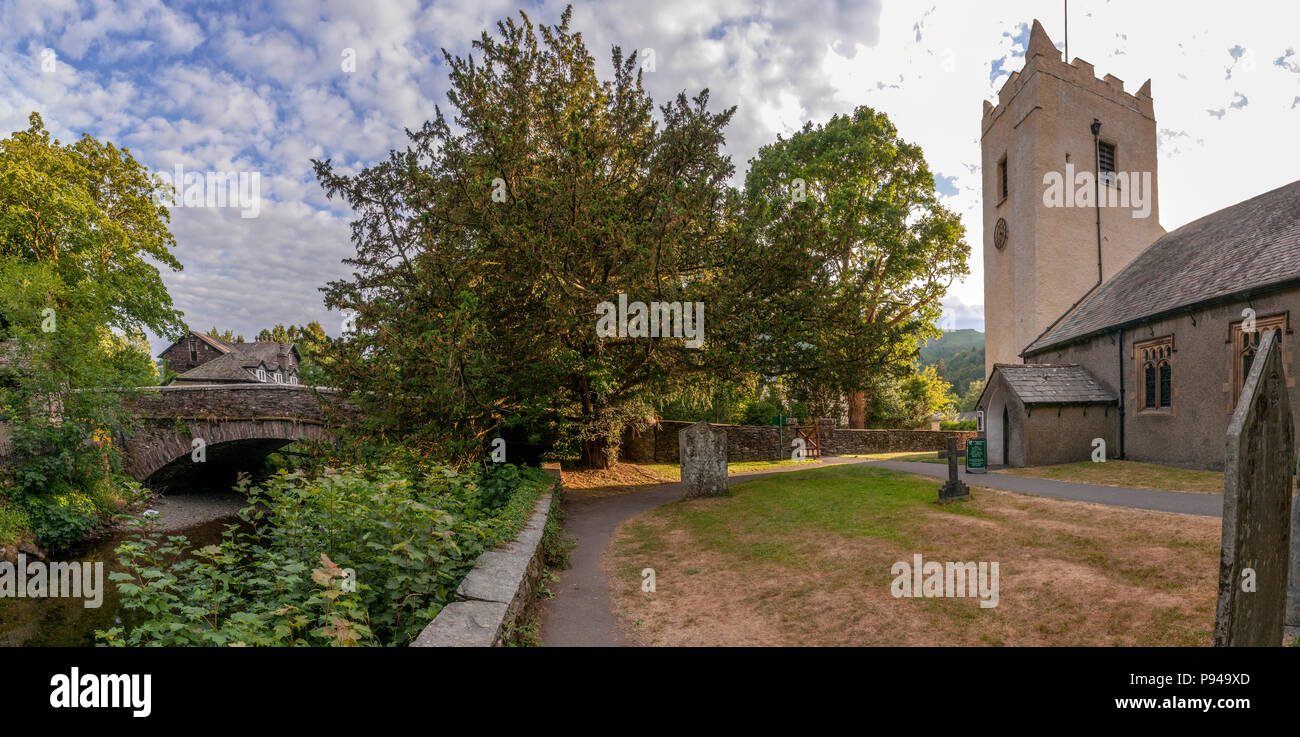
[1098,141,1116,183]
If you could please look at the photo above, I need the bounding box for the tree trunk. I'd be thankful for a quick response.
[581,437,610,469]
[848,390,867,429]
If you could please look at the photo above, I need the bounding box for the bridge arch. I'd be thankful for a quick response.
[119,384,347,491]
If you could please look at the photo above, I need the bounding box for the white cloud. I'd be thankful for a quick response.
[3,0,1300,354]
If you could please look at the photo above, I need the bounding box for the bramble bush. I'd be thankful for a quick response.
[97,462,553,646]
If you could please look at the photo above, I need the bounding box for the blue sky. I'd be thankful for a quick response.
[4,0,1300,353]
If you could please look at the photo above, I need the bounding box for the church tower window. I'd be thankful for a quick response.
[1098,141,1117,185]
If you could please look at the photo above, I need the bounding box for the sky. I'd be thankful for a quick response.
[3,0,1300,354]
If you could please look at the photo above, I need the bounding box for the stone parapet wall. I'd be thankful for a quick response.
[621,419,975,463]
[125,384,345,423]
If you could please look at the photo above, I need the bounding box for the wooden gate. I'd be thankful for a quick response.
[790,424,821,459]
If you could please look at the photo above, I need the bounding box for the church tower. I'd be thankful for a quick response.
[981,19,1165,378]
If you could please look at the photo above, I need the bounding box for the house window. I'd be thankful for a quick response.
[274,372,283,383]
[1231,313,1287,399]
[1098,141,1117,186]
[289,375,299,385]
[997,156,1008,202]
[256,368,267,382]
[188,339,198,363]
[1135,335,1174,411]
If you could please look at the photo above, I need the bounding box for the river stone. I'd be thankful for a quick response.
[1214,330,1295,647]
[680,420,727,498]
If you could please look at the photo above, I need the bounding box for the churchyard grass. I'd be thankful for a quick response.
[993,460,1223,494]
[608,464,1220,645]
[851,451,949,464]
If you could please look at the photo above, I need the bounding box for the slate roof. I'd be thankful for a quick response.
[1025,179,1300,355]
[989,363,1117,405]
[171,352,256,383]
[160,331,297,372]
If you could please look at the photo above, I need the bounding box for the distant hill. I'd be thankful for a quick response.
[919,329,985,396]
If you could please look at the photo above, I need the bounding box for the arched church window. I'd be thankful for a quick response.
[1232,316,1287,401]
[1135,335,1174,412]
[1158,361,1171,408]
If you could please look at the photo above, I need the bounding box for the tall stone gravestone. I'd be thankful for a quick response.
[1214,330,1295,647]
[1288,454,1300,638]
[680,420,728,498]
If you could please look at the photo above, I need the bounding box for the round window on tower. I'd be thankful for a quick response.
[994,218,1009,250]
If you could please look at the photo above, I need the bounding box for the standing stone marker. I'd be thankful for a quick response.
[1288,457,1300,638]
[938,437,970,502]
[680,420,728,498]
[1214,330,1295,647]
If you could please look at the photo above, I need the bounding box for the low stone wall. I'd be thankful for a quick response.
[412,471,559,647]
[621,419,975,463]
[821,427,976,456]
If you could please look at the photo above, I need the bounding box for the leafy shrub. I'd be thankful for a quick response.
[939,420,977,430]
[0,500,29,545]
[99,462,552,646]
[28,494,100,549]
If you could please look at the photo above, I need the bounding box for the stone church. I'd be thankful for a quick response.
[976,20,1300,470]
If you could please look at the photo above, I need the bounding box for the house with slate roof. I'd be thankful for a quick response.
[159,330,301,386]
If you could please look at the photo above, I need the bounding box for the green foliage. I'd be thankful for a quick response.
[0,114,182,545]
[918,329,985,405]
[26,493,101,549]
[858,364,953,429]
[99,462,553,646]
[312,7,803,468]
[956,379,986,413]
[940,420,977,430]
[0,500,30,545]
[743,106,970,409]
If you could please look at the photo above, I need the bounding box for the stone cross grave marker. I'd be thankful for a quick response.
[938,436,970,502]
[1215,330,1295,647]
[680,420,728,498]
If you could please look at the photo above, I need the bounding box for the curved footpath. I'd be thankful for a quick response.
[537,456,1222,646]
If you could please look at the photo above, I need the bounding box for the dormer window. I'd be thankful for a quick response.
[256,368,267,382]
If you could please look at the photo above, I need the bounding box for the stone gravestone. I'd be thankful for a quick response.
[1214,330,1295,647]
[1288,454,1300,639]
[680,420,728,498]
[938,437,970,502]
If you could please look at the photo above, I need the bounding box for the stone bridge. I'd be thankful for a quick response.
[120,384,349,491]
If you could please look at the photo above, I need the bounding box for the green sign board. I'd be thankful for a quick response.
[965,439,987,473]
[771,415,789,426]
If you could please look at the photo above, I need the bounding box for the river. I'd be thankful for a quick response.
[0,488,248,647]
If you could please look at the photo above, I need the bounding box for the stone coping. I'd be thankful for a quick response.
[412,482,557,647]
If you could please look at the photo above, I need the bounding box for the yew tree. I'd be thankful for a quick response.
[315,8,799,467]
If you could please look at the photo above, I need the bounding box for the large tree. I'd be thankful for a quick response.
[314,8,797,467]
[0,113,183,500]
[743,107,969,427]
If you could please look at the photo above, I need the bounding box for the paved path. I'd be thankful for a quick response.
[866,460,1223,517]
[538,457,1223,646]
[537,457,869,647]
